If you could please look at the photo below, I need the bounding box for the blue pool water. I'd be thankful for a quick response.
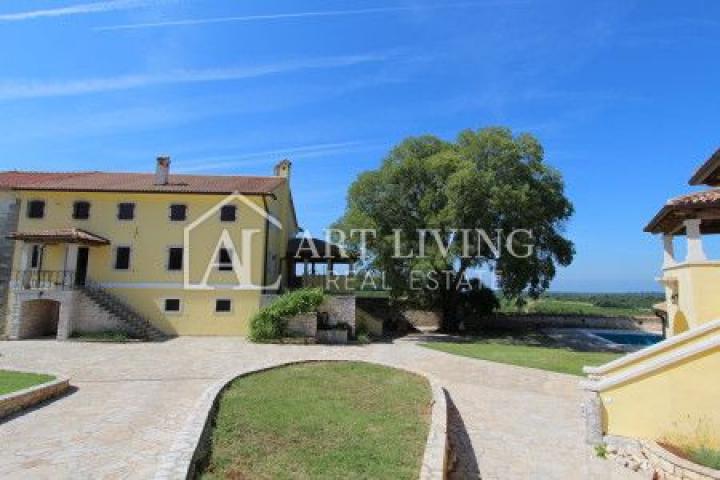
[594,332,662,346]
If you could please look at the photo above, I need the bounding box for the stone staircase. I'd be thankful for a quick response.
[82,282,168,341]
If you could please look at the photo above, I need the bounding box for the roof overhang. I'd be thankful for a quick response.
[286,238,357,263]
[644,204,720,235]
[689,148,720,186]
[7,228,111,246]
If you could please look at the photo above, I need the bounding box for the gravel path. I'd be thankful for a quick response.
[0,337,641,479]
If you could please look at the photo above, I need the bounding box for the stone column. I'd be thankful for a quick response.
[583,389,604,445]
[662,234,675,269]
[684,219,707,262]
[56,292,73,340]
[64,244,79,287]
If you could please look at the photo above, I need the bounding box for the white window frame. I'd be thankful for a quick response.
[162,298,183,314]
[214,298,233,314]
[168,203,188,222]
[219,204,237,223]
[117,202,136,222]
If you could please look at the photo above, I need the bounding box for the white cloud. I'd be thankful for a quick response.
[175,142,382,173]
[0,0,167,22]
[95,2,520,31]
[0,52,392,101]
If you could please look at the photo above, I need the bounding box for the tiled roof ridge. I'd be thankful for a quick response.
[667,188,720,206]
[0,169,282,179]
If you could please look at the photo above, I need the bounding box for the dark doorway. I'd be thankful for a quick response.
[19,299,60,339]
[75,247,89,287]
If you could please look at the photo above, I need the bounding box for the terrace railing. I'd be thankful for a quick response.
[11,270,76,291]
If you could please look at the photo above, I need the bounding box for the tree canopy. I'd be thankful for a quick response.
[334,127,575,331]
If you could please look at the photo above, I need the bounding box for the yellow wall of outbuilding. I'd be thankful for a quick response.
[600,344,720,449]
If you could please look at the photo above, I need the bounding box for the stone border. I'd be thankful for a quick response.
[0,369,70,419]
[605,435,720,480]
[154,360,449,480]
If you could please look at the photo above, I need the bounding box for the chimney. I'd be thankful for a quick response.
[155,155,171,185]
[273,159,292,178]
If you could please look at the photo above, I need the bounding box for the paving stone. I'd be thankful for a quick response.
[0,336,643,479]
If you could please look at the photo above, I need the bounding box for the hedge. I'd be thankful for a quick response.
[249,288,325,342]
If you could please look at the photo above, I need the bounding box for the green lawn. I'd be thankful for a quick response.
[421,341,622,376]
[70,331,131,342]
[684,446,720,470]
[499,293,662,317]
[200,362,431,480]
[0,370,55,396]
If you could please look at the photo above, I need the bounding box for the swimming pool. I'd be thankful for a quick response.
[592,331,663,347]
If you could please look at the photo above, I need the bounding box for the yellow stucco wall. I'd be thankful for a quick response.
[596,321,720,377]
[8,187,297,336]
[664,262,720,334]
[600,344,720,449]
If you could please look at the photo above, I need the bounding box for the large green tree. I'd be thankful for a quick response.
[334,127,574,331]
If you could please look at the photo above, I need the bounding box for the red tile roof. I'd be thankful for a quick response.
[668,189,720,207]
[7,228,110,245]
[645,188,720,234]
[0,171,285,195]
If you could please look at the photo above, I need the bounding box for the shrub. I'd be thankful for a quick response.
[355,332,371,345]
[249,288,325,342]
[458,282,500,332]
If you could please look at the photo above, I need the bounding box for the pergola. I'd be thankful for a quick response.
[286,237,356,289]
[645,148,720,266]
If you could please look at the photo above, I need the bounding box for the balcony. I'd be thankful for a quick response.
[11,270,76,291]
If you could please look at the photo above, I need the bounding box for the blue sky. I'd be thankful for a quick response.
[1,1,720,292]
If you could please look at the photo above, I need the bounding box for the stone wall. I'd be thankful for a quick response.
[71,291,132,335]
[318,295,356,332]
[0,375,70,420]
[0,194,19,336]
[482,313,660,332]
[403,310,443,330]
[286,313,317,337]
[7,290,132,340]
[605,436,720,480]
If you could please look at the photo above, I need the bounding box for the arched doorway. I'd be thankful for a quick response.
[18,299,61,339]
[672,311,689,336]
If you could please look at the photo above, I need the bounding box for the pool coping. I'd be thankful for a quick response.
[153,359,448,480]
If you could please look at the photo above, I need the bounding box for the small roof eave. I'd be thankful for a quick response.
[7,228,111,246]
[689,148,720,186]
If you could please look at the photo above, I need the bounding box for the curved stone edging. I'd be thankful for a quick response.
[605,435,720,480]
[153,359,449,480]
[0,368,70,420]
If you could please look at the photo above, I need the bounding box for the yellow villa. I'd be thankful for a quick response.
[582,148,720,470]
[0,157,304,339]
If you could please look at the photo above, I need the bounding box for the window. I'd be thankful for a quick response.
[73,201,91,220]
[27,200,45,219]
[167,247,183,271]
[218,248,233,271]
[117,203,135,221]
[220,205,236,222]
[164,298,181,313]
[114,246,131,270]
[169,204,187,221]
[215,299,232,313]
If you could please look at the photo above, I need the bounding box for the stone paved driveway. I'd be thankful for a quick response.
[0,337,641,480]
